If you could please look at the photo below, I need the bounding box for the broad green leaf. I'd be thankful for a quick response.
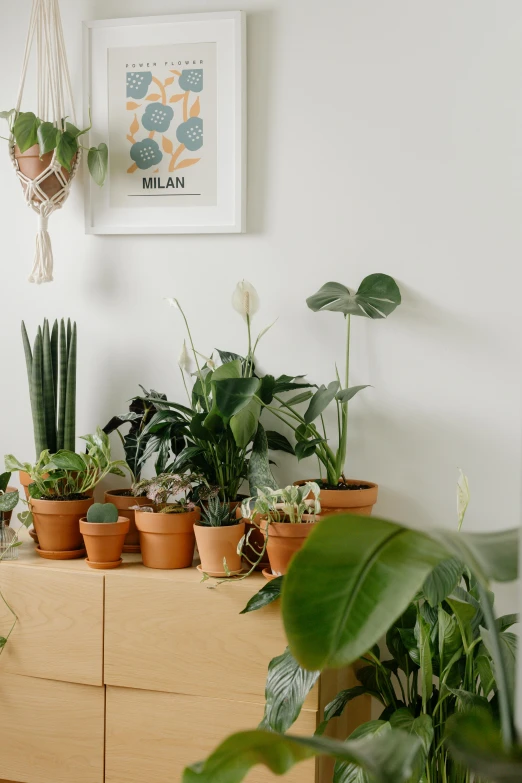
[295,437,324,461]
[50,450,86,473]
[386,606,418,674]
[183,727,422,783]
[321,686,377,733]
[283,390,314,407]
[496,614,519,633]
[0,490,18,512]
[260,648,320,732]
[216,349,244,365]
[212,360,241,381]
[13,111,40,152]
[230,397,261,448]
[248,425,277,495]
[4,455,29,472]
[422,558,463,607]
[333,721,392,783]
[282,515,446,670]
[418,614,433,711]
[446,709,522,783]
[0,472,11,494]
[304,381,339,424]
[429,528,518,584]
[447,687,490,712]
[336,385,370,403]
[389,710,434,782]
[446,597,476,650]
[240,576,283,614]
[37,121,60,154]
[258,374,276,405]
[437,606,462,674]
[214,377,260,419]
[87,143,108,186]
[481,628,517,716]
[306,274,401,319]
[55,131,78,172]
[265,431,295,455]
[476,648,496,697]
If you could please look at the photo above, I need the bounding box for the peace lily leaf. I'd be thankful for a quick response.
[335,385,370,404]
[317,686,377,737]
[446,597,476,650]
[282,515,447,670]
[37,121,60,154]
[418,614,433,711]
[447,687,490,712]
[213,377,260,419]
[476,648,496,697]
[183,727,422,783]
[437,606,462,673]
[423,558,464,607]
[481,628,517,716]
[496,613,519,633]
[248,425,277,494]
[87,142,108,186]
[428,527,518,584]
[388,710,434,783]
[240,576,283,614]
[230,397,261,448]
[304,381,340,424]
[265,431,295,455]
[333,721,393,783]
[13,111,40,152]
[446,709,522,783]
[260,648,320,732]
[0,490,19,512]
[306,274,401,319]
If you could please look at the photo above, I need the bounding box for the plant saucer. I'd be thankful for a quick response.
[196,563,246,578]
[262,567,280,582]
[86,558,122,570]
[36,546,86,560]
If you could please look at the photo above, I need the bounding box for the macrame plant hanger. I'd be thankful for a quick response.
[10,0,81,284]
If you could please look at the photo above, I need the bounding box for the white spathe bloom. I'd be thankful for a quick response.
[232,280,259,322]
[178,341,193,374]
[164,297,179,309]
[457,468,470,531]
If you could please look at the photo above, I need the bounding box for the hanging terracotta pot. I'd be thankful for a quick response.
[261,515,318,576]
[104,490,150,553]
[31,496,94,557]
[14,145,76,202]
[135,508,200,569]
[295,479,378,517]
[194,521,245,577]
[80,516,129,569]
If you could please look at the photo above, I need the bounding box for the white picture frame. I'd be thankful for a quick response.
[83,11,246,234]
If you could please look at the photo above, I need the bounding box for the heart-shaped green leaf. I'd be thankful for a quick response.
[56,131,78,171]
[13,111,40,152]
[87,142,108,186]
[0,490,19,512]
[213,377,260,419]
[37,122,60,154]
[306,274,401,319]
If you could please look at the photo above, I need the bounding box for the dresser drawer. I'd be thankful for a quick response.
[0,673,104,783]
[0,563,104,685]
[106,685,317,783]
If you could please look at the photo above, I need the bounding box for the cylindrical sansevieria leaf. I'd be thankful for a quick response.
[42,320,57,454]
[21,321,32,383]
[63,322,77,451]
[50,319,59,416]
[57,319,67,451]
[31,331,47,458]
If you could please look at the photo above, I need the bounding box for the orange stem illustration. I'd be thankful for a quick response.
[169,143,186,172]
[127,163,138,174]
[183,92,189,122]
[149,131,155,139]
[152,76,167,105]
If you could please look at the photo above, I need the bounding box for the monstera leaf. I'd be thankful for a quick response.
[306,274,401,319]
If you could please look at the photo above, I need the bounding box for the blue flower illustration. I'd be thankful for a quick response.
[178,69,203,93]
[176,118,203,151]
[130,139,163,170]
[142,103,175,133]
[127,72,153,100]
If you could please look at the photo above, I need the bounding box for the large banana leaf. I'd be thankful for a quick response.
[306,275,401,319]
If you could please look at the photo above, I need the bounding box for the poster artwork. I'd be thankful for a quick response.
[108,43,217,209]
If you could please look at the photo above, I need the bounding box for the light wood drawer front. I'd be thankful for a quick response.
[104,574,317,707]
[0,673,104,783]
[0,565,104,685]
[106,685,317,783]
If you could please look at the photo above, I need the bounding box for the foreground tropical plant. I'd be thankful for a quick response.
[22,318,77,458]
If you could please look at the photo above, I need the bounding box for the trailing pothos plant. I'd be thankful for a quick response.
[136,281,313,503]
[183,481,519,783]
[0,109,108,186]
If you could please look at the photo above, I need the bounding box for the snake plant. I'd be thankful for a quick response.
[21,318,77,457]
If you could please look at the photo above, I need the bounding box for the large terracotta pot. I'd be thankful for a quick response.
[3,486,17,526]
[31,496,94,555]
[80,517,129,569]
[105,490,150,553]
[194,520,245,577]
[14,144,76,202]
[296,479,378,517]
[135,509,200,569]
[262,516,318,576]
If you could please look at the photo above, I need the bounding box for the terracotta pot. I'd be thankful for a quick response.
[235,507,270,571]
[80,517,129,568]
[262,516,318,576]
[3,486,17,526]
[295,479,378,517]
[31,496,94,555]
[19,470,36,501]
[14,144,77,202]
[105,490,151,553]
[135,508,200,569]
[194,521,245,576]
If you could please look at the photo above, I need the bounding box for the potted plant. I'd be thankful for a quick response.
[194,494,245,577]
[133,473,201,570]
[241,482,321,577]
[5,428,129,559]
[0,472,17,526]
[102,386,169,553]
[20,318,77,500]
[79,502,129,570]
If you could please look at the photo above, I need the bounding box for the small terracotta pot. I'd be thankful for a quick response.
[135,508,200,569]
[105,490,150,553]
[3,486,17,526]
[14,144,77,202]
[295,479,378,517]
[80,517,130,568]
[31,496,94,555]
[262,516,318,576]
[194,521,245,576]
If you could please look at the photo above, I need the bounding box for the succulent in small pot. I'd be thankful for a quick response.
[193,494,245,578]
[80,503,129,569]
[5,428,130,559]
[132,473,200,570]
[241,482,321,577]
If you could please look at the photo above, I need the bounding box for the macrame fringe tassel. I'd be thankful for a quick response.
[28,214,53,284]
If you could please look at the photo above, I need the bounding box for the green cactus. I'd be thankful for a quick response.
[22,319,77,458]
[86,503,119,524]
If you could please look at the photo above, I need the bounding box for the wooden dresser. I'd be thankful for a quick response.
[0,536,370,783]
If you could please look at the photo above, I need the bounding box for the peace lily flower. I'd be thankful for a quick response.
[232,280,259,323]
[178,341,193,374]
[165,297,180,309]
[457,468,470,531]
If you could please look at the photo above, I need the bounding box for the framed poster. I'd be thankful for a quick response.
[83,11,246,234]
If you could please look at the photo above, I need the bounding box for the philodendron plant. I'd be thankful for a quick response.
[183,478,519,783]
[1,109,108,186]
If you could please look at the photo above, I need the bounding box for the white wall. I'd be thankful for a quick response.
[0,3,520,548]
